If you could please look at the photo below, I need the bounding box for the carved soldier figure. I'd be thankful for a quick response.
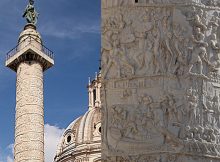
[173,24,187,75]
[144,33,155,74]
[210,34,220,68]
[189,27,216,78]
[120,19,136,44]
[111,106,127,129]
[209,12,219,29]
[214,128,220,144]
[160,9,175,73]
[183,126,196,152]
[193,9,207,32]
[210,33,220,52]
[152,27,161,74]
[103,36,134,78]
[117,14,126,31]
[209,129,217,144]
[212,95,220,127]
[203,96,215,127]
[194,27,206,44]
[125,112,139,139]
[193,126,209,153]
[167,94,179,123]
[161,95,172,128]
[205,128,219,155]
[184,126,193,140]
[134,31,148,70]
[189,47,212,78]
[186,88,198,125]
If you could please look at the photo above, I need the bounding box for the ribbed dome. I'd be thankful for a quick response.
[54,107,101,162]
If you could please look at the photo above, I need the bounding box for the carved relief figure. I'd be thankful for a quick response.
[186,88,198,125]
[111,105,127,130]
[134,32,147,70]
[152,27,161,74]
[210,34,220,68]
[103,35,134,78]
[212,94,220,127]
[188,27,215,78]
[120,19,136,44]
[209,11,219,34]
[102,13,135,78]
[159,9,175,73]
[193,9,207,33]
[203,96,215,127]
[160,94,178,127]
[172,24,188,75]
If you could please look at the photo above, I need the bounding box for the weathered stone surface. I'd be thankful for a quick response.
[101,0,220,161]
[14,61,44,162]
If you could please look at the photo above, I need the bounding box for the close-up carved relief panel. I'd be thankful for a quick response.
[101,0,220,161]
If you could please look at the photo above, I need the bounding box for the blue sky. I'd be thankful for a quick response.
[0,0,101,161]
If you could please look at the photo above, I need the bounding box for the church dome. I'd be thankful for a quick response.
[55,74,101,162]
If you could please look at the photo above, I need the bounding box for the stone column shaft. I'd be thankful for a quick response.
[6,24,54,162]
[15,61,44,162]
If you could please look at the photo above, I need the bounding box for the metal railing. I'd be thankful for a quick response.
[6,35,54,61]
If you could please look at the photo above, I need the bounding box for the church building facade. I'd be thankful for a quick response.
[54,73,102,162]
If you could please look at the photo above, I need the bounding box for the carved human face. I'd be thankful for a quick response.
[187,88,193,96]
[186,126,191,131]
[195,27,201,33]
[199,48,207,58]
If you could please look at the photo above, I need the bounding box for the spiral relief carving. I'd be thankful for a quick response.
[14,61,44,162]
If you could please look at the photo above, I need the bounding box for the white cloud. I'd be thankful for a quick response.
[7,144,14,155]
[7,156,13,162]
[0,145,13,162]
[45,124,64,162]
[6,144,14,162]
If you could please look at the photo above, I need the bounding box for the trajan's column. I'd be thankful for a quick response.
[101,0,220,161]
[5,1,54,162]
